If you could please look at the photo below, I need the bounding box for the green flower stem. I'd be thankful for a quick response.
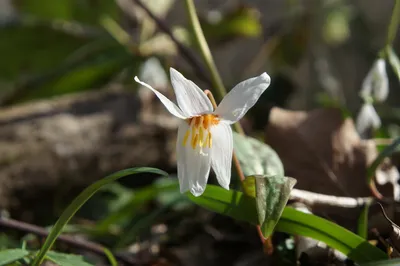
[31,167,167,266]
[386,0,400,46]
[184,0,244,135]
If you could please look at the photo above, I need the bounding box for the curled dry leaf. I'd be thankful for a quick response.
[378,204,400,257]
[265,107,398,199]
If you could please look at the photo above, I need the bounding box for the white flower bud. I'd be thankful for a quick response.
[360,58,389,102]
[356,103,381,135]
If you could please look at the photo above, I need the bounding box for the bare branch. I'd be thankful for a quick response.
[0,217,138,265]
[290,189,373,208]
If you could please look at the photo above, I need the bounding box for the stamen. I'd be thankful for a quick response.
[182,129,190,146]
[183,114,219,150]
[199,127,204,147]
[207,132,212,148]
[191,134,199,150]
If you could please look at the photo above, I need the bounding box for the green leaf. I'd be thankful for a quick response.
[387,46,400,82]
[114,195,184,249]
[45,251,93,266]
[0,249,29,265]
[245,175,296,237]
[202,6,262,43]
[15,0,119,25]
[233,132,295,237]
[361,258,400,265]
[187,185,258,224]
[188,185,387,263]
[32,167,168,266]
[233,132,284,177]
[357,199,372,239]
[94,179,179,234]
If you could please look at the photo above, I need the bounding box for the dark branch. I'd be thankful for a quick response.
[0,217,137,265]
[131,0,212,87]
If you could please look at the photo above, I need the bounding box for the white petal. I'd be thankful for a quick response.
[360,59,389,102]
[356,103,381,135]
[215,73,271,124]
[210,123,233,190]
[134,76,187,119]
[176,121,212,196]
[374,59,389,102]
[170,68,213,117]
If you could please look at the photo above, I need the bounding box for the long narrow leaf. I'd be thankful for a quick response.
[32,167,167,266]
[188,185,387,263]
[0,249,29,265]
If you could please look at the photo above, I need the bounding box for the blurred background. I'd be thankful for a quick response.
[0,0,399,265]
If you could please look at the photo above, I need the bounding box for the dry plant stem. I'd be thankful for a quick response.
[130,0,211,88]
[374,138,394,146]
[0,217,137,265]
[204,90,266,247]
[290,189,373,208]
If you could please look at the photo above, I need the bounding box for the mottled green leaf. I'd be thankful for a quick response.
[253,175,297,237]
[0,249,29,265]
[188,185,387,263]
[45,251,93,266]
[233,132,284,177]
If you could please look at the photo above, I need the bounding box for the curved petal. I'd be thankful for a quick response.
[360,59,389,102]
[176,121,212,196]
[210,122,233,190]
[134,76,187,119]
[215,73,270,124]
[170,68,213,117]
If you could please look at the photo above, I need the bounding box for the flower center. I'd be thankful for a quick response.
[182,114,220,150]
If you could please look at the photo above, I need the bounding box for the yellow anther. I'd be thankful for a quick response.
[199,127,204,146]
[207,132,212,148]
[191,134,199,150]
[184,114,219,150]
[182,129,190,146]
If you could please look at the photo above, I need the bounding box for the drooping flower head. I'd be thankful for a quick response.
[135,68,270,196]
[360,58,389,102]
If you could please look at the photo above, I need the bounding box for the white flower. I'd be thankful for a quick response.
[360,58,389,102]
[356,103,381,135]
[134,68,271,196]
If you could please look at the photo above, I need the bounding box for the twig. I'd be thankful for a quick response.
[0,217,137,265]
[290,189,373,208]
[130,0,212,88]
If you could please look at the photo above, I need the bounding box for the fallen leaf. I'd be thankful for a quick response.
[378,204,400,256]
[265,107,397,199]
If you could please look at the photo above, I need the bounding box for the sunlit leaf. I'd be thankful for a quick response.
[357,199,372,239]
[45,251,93,266]
[202,6,262,44]
[361,258,400,265]
[233,132,284,177]
[387,46,400,82]
[188,185,387,263]
[0,249,29,265]
[250,175,296,237]
[32,167,168,266]
[15,0,118,25]
[94,179,179,234]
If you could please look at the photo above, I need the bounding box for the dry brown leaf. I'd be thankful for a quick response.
[378,204,400,256]
[265,107,395,198]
